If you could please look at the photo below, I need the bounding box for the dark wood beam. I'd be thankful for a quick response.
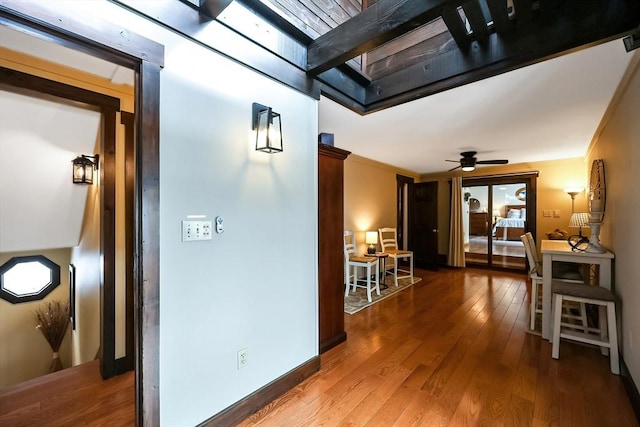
[363,1,640,111]
[306,0,461,75]
[462,0,489,40]
[442,5,470,49]
[199,0,233,18]
[485,0,513,33]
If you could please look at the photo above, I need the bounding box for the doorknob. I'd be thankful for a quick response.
[432,229,438,233]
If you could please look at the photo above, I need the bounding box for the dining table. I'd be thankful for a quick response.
[540,239,615,341]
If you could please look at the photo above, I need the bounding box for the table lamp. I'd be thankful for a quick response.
[365,231,378,255]
[568,212,589,249]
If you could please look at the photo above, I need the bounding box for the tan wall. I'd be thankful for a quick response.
[585,52,640,388]
[420,157,588,255]
[344,154,419,254]
[0,50,133,372]
[0,248,72,388]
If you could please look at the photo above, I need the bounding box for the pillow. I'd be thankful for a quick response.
[520,208,527,220]
[507,209,521,218]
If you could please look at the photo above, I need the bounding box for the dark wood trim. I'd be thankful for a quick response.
[621,357,640,423]
[199,356,321,427]
[318,143,351,160]
[0,3,163,425]
[101,108,118,379]
[121,111,136,374]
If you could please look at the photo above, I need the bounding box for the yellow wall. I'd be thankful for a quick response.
[343,154,419,254]
[0,49,134,384]
[420,157,588,255]
[0,248,72,388]
[585,52,640,388]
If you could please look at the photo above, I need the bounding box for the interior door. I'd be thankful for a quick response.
[411,182,439,270]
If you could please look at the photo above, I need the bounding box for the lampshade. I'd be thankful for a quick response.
[365,231,378,245]
[365,231,378,255]
[569,212,589,229]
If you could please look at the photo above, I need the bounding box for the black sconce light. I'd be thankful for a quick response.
[252,102,283,153]
[71,154,99,184]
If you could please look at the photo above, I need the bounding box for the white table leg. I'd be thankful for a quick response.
[542,253,553,341]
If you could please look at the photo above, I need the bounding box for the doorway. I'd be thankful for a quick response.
[462,174,537,270]
[0,4,162,423]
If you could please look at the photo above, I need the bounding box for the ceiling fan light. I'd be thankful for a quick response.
[462,165,475,172]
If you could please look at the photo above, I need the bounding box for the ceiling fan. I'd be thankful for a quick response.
[446,151,508,172]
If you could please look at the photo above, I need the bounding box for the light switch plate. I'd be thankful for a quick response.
[543,210,552,217]
[182,220,212,241]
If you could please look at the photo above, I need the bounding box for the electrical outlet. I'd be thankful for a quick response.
[237,348,248,369]
[553,210,560,218]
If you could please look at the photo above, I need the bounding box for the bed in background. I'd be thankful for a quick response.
[494,204,526,240]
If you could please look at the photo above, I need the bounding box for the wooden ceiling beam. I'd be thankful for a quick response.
[364,2,640,108]
[462,0,489,40]
[442,5,471,49]
[199,0,234,18]
[486,0,513,33]
[306,0,462,76]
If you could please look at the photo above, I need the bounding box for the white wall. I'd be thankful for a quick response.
[75,3,320,425]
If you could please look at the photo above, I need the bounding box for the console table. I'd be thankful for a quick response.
[540,240,615,341]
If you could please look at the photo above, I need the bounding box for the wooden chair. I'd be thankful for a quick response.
[520,232,589,332]
[378,227,413,287]
[344,231,379,302]
[552,281,619,374]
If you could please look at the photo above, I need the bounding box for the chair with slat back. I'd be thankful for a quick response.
[520,232,589,332]
[378,227,413,287]
[344,231,379,303]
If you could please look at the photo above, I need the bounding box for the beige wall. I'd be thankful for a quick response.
[344,154,419,254]
[586,52,640,387]
[420,157,588,255]
[0,248,72,388]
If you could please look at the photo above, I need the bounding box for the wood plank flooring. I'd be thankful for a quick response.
[238,267,638,427]
[1,268,637,426]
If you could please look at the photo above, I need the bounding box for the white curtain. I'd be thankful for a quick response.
[448,176,466,267]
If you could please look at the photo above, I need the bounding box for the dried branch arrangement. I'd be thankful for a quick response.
[34,300,70,372]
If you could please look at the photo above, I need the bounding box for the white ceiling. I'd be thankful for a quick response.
[319,38,637,175]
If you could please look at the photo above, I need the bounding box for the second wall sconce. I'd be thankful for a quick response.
[252,102,283,154]
[72,154,99,184]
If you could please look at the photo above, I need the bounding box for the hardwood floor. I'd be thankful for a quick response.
[1,268,637,426]
[238,267,638,427]
[0,360,134,426]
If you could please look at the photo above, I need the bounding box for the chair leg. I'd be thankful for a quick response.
[579,302,588,331]
[394,256,399,287]
[552,294,563,359]
[607,301,620,375]
[373,261,380,297]
[366,264,372,302]
[530,279,538,330]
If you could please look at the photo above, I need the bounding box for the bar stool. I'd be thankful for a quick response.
[551,281,619,375]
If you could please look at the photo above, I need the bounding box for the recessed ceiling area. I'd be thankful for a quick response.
[319,38,637,174]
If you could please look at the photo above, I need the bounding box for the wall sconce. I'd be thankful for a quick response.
[72,154,99,184]
[252,102,282,154]
[564,187,583,212]
[365,231,378,255]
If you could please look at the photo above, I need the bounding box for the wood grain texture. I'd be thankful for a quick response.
[237,267,639,427]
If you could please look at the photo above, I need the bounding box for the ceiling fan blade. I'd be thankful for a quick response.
[448,165,462,172]
[445,159,459,163]
[476,159,508,165]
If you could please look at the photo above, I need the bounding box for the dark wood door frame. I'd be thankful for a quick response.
[0,3,163,424]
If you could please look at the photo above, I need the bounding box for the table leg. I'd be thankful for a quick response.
[542,253,553,341]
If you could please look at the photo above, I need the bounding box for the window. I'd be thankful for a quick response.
[0,255,61,304]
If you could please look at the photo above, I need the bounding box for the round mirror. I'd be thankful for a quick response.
[515,187,526,201]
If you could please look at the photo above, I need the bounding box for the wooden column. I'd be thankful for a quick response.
[318,143,350,353]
